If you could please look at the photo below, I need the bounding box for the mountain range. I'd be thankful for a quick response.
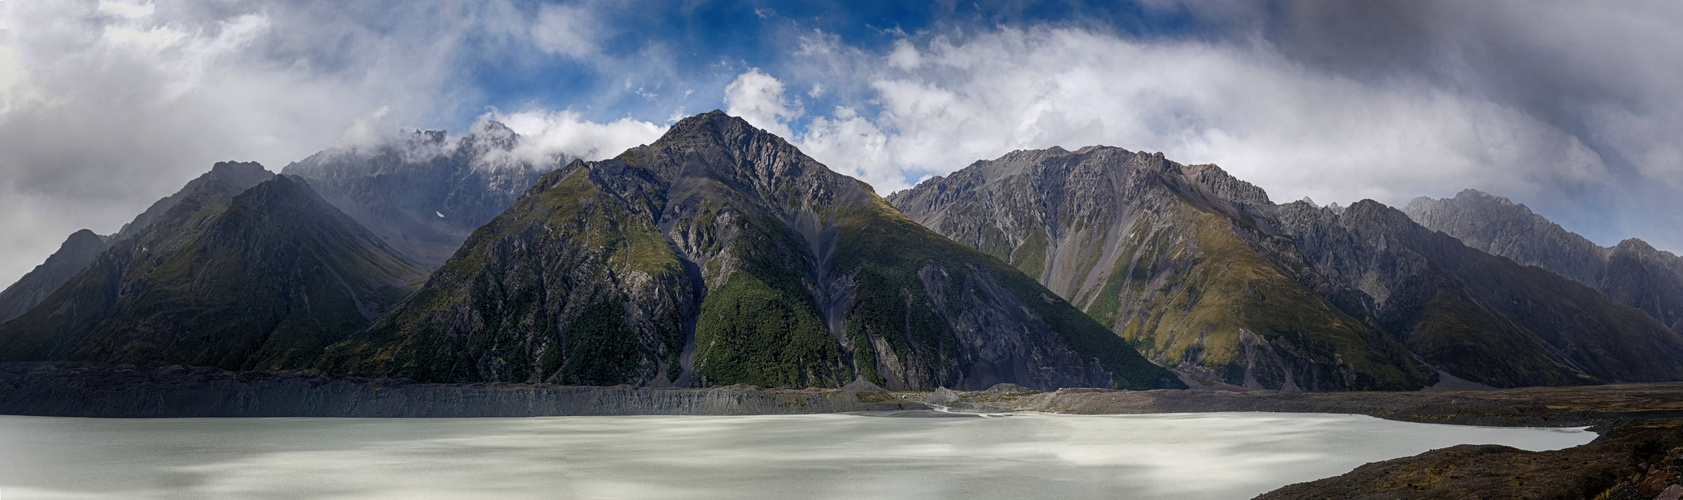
[2,111,1680,392]
[891,146,1683,389]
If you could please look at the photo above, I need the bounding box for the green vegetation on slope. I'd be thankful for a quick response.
[693,211,852,388]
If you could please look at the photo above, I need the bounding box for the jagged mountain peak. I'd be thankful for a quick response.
[655,109,742,143]
[462,119,519,153]
[1613,237,1669,256]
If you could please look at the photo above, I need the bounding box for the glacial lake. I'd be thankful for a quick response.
[0,412,1592,499]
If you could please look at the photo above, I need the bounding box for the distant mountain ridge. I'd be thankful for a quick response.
[319,111,1180,391]
[1404,190,1683,333]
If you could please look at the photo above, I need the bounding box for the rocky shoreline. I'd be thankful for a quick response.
[5,361,1682,426]
[0,362,926,417]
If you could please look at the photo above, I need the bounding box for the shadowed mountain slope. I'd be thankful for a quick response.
[0,162,273,322]
[0,170,423,371]
[320,111,1180,391]
[1405,189,1683,333]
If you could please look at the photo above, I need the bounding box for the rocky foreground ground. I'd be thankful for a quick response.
[4,361,1683,498]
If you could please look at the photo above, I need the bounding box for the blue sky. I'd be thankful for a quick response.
[2,0,1682,286]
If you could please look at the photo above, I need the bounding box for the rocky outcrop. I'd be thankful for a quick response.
[320,111,1180,391]
[282,123,555,269]
[1404,189,1683,332]
[0,171,423,371]
[0,229,108,322]
[889,146,1432,391]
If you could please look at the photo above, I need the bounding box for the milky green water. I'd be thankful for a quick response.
[0,412,1593,499]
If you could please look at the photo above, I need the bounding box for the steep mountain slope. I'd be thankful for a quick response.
[321,111,1179,391]
[0,230,108,323]
[889,147,1432,390]
[1404,190,1683,332]
[282,122,555,269]
[1277,200,1683,386]
[0,162,272,322]
[0,171,423,371]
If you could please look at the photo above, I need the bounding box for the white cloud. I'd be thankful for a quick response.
[335,106,393,148]
[779,27,1616,211]
[530,3,598,59]
[723,68,802,138]
[489,108,664,164]
[0,1,525,287]
[94,0,153,19]
[799,106,898,191]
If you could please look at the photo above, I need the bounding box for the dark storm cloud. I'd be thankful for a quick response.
[1222,0,1683,250]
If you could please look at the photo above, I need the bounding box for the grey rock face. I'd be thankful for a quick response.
[0,229,108,323]
[1404,189,1683,332]
[282,122,556,269]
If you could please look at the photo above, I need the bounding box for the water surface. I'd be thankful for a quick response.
[0,412,1593,499]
